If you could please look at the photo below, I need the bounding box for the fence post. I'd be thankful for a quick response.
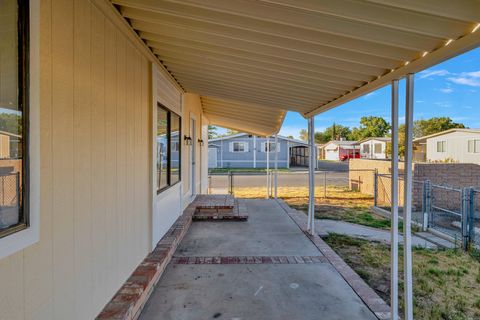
[469,187,476,247]
[324,171,327,198]
[373,169,378,207]
[422,180,429,231]
[424,180,432,230]
[228,171,233,195]
[461,187,469,250]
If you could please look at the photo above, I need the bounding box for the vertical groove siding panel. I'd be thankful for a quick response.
[51,0,75,318]
[104,18,118,298]
[115,30,128,283]
[0,1,155,318]
[91,6,107,313]
[24,0,54,318]
[73,0,93,318]
[125,43,135,272]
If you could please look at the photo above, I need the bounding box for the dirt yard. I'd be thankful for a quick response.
[324,234,480,320]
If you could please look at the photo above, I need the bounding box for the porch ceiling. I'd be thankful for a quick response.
[112,0,480,135]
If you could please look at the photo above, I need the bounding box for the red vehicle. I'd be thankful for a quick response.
[340,151,360,161]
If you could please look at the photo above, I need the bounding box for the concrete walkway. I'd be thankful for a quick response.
[139,199,377,320]
[315,219,438,248]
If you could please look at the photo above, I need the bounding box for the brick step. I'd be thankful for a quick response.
[172,255,327,264]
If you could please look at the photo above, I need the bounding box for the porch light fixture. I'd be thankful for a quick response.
[197,139,204,146]
[184,135,192,145]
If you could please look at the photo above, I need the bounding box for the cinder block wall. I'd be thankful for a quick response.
[349,160,480,212]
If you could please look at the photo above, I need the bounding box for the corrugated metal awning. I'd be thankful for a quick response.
[112,0,480,135]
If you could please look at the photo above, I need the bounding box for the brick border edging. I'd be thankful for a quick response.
[96,204,196,320]
[276,199,392,320]
[192,199,249,221]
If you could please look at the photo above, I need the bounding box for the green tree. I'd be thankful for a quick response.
[324,124,352,141]
[0,113,22,135]
[351,116,390,141]
[299,129,308,141]
[413,117,465,137]
[208,125,218,139]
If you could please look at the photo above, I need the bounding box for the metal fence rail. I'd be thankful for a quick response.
[373,171,479,249]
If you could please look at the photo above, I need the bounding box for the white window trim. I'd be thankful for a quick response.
[436,140,446,153]
[261,141,280,153]
[467,139,480,153]
[0,0,40,259]
[230,141,248,153]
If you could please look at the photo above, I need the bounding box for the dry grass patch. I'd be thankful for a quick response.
[324,234,480,320]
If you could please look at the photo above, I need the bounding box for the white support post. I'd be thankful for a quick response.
[266,136,270,199]
[253,135,257,169]
[390,80,399,320]
[404,74,415,320]
[274,135,278,199]
[308,117,315,235]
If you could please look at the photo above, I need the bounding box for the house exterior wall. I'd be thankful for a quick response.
[324,142,339,160]
[360,140,387,159]
[210,135,291,168]
[0,1,205,319]
[426,131,480,164]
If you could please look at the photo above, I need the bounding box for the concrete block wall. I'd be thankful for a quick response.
[349,159,480,212]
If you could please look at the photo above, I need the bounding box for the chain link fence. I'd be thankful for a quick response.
[208,168,374,202]
[373,172,479,249]
[0,172,21,229]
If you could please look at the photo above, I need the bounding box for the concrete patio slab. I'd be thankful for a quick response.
[140,263,376,320]
[139,199,378,320]
[176,200,320,257]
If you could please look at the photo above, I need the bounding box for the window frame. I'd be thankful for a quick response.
[467,139,480,153]
[262,141,279,153]
[232,141,247,153]
[156,103,181,194]
[0,0,30,239]
[436,140,446,153]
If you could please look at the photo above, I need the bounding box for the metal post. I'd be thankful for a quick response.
[253,135,257,169]
[373,169,378,207]
[403,73,414,320]
[390,79,399,320]
[469,187,476,246]
[308,117,315,235]
[422,181,429,231]
[324,171,327,199]
[266,137,270,199]
[461,187,470,250]
[274,135,278,199]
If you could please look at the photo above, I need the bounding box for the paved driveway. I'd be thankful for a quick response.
[139,200,376,320]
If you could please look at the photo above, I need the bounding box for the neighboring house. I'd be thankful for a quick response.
[413,128,480,164]
[0,130,22,159]
[359,137,389,159]
[208,133,309,168]
[323,140,359,161]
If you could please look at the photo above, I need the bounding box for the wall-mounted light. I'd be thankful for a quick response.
[184,135,192,145]
[198,139,204,146]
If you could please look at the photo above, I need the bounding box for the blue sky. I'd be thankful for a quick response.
[216,47,480,139]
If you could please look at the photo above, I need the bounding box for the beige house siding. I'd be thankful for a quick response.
[0,1,156,319]
[426,131,480,164]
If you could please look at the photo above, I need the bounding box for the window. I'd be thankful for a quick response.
[0,0,29,238]
[230,142,248,152]
[436,141,446,153]
[468,139,480,153]
[362,144,370,154]
[156,103,181,193]
[262,142,279,152]
[374,143,382,154]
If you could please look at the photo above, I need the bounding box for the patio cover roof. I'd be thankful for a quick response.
[112,0,480,136]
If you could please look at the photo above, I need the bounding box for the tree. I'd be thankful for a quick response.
[286,135,294,139]
[350,116,390,141]
[413,117,465,138]
[323,124,352,141]
[225,129,239,136]
[299,129,308,141]
[0,113,22,135]
[208,125,218,139]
